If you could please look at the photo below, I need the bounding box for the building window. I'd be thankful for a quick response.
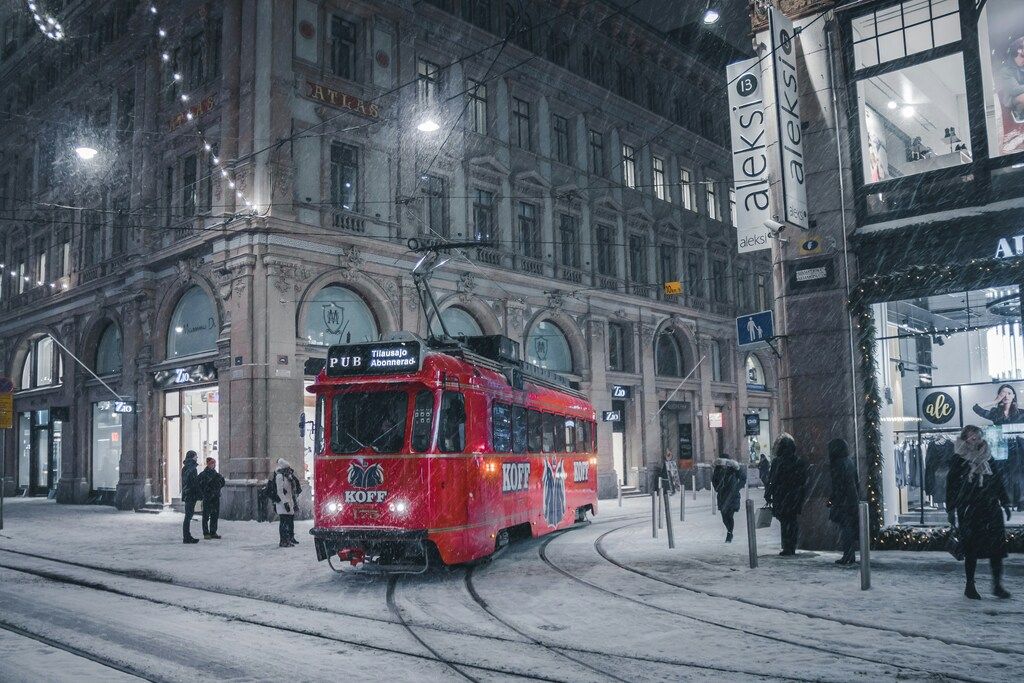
[679,167,694,210]
[595,224,616,277]
[517,202,540,258]
[981,0,1024,159]
[608,322,633,373]
[553,114,571,164]
[705,178,719,220]
[331,16,357,80]
[652,156,667,201]
[756,273,769,310]
[19,336,61,390]
[658,248,676,289]
[95,323,123,376]
[468,79,487,134]
[330,142,358,211]
[558,213,579,268]
[710,258,727,303]
[163,165,174,226]
[710,340,723,382]
[687,251,704,299]
[438,306,483,338]
[729,188,737,225]
[181,154,197,219]
[746,354,767,390]
[417,58,440,107]
[185,32,205,90]
[655,332,683,377]
[526,321,572,373]
[851,0,960,70]
[167,286,218,359]
[512,97,531,150]
[34,240,46,286]
[588,130,605,175]
[303,285,378,346]
[736,267,751,310]
[92,402,122,491]
[628,234,646,285]
[621,144,637,189]
[472,188,495,241]
[423,175,448,236]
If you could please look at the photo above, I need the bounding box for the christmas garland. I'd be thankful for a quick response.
[849,256,1023,551]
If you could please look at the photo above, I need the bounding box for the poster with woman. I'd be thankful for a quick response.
[984,0,1024,156]
[863,106,890,183]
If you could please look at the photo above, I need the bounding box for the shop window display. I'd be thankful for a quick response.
[979,0,1024,157]
[167,287,218,359]
[92,402,122,491]
[873,286,1024,524]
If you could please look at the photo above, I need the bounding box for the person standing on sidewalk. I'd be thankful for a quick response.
[712,453,745,543]
[757,453,771,489]
[765,434,808,556]
[662,450,681,494]
[948,425,1012,600]
[181,451,200,544]
[196,457,225,540]
[271,458,302,548]
[827,439,860,565]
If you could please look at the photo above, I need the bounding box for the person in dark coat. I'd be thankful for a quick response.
[662,449,680,494]
[180,451,200,544]
[757,453,770,489]
[947,426,1012,600]
[765,433,807,556]
[270,458,302,547]
[196,457,225,540]
[712,454,745,543]
[827,439,860,565]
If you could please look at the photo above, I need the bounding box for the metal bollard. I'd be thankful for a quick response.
[618,483,622,507]
[859,502,871,590]
[692,473,697,501]
[679,487,685,522]
[656,479,663,530]
[745,499,758,568]
[651,489,657,539]
[663,480,675,549]
[711,488,717,515]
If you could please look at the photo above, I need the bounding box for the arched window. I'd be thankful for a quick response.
[526,320,572,373]
[746,354,767,390]
[435,307,483,338]
[302,285,378,346]
[95,323,123,376]
[167,287,218,359]
[655,331,683,377]
[18,336,62,389]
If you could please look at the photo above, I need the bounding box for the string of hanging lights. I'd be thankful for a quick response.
[26,1,65,41]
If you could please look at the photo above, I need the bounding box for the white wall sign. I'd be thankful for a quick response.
[727,57,772,253]
[708,412,724,429]
[769,8,809,230]
[995,235,1024,259]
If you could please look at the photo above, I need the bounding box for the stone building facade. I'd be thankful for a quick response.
[1,0,778,518]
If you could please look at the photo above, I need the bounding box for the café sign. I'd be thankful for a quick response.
[169,95,215,131]
[305,81,380,119]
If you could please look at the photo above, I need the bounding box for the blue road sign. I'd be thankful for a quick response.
[736,310,774,347]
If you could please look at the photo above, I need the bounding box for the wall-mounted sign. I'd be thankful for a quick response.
[663,280,683,295]
[0,392,12,429]
[995,235,1024,259]
[787,255,835,293]
[727,57,772,253]
[326,341,421,377]
[736,310,775,348]
[799,236,823,255]
[769,8,808,230]
[169,95,215,132]
[602,410,622,422]
[154,362,218,389]
[678,423,693,459]
[113,401,136,414]
[611,385,632,400]
[745,413,761,436]
[708,412,724,429]
[305,81,381,119]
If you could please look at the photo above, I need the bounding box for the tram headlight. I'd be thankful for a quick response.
[388,500,410,515]
[325,500,343,514]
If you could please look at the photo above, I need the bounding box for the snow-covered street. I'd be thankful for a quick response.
[0,493,1021,682]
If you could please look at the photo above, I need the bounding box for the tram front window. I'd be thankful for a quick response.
[331,391,408,454]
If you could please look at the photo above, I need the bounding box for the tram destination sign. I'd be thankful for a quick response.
[327,340,422,377]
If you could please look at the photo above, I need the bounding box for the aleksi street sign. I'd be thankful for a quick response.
[736,310,775,348]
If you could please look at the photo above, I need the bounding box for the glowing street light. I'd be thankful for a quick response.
[416,118,440,132]
[702,7,720,24]
[75,146,98,160]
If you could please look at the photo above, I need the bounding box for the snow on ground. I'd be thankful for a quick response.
[0,492,1020,682]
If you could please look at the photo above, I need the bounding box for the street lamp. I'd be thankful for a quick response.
[702,3,720,25]
[416,117,440,132]
[75,146,98,161]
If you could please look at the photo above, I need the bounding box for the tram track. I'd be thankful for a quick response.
[594,522,1024,658]
[0,619,162,683]
[538,524,997,683]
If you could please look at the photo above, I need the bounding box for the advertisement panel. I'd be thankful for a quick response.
[727,57,772,253]
[917,380,1024,462]
[769,8,808,230]
[982,0,1024,157]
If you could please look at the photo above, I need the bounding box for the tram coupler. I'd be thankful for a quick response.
[337,548,366,566]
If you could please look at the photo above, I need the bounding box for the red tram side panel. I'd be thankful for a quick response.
[307,336,598,570]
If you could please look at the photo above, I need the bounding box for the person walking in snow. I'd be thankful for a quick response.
[181,451,201,544]
[947,425,1012,599]
[757,452,770,489]
[765,433,808,556]
[662,449,681,494]
[269,458,302,548]
[712,453,745,543]
[827,439,860,565]
[196,457,225,540]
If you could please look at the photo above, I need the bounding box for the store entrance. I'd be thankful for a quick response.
[611,399,628,487]
[162,386,219,503]
[17,410,63,496]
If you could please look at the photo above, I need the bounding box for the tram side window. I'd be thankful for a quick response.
[411,390,435,452]
[564,418,576,453]
[438,391,466,453]
[542,413,557,453]
[591,421,597,451]
[492,402,511,453]
[575,420,586,453]
[527,409,543,452]
[511,405,527,453]
[314,395,325,455]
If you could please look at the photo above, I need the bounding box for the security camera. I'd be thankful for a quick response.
[763,219,786,236]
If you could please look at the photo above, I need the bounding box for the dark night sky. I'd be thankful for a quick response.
[613,0,754,52]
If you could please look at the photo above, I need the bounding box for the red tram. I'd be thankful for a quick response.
[307,332,598,571]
